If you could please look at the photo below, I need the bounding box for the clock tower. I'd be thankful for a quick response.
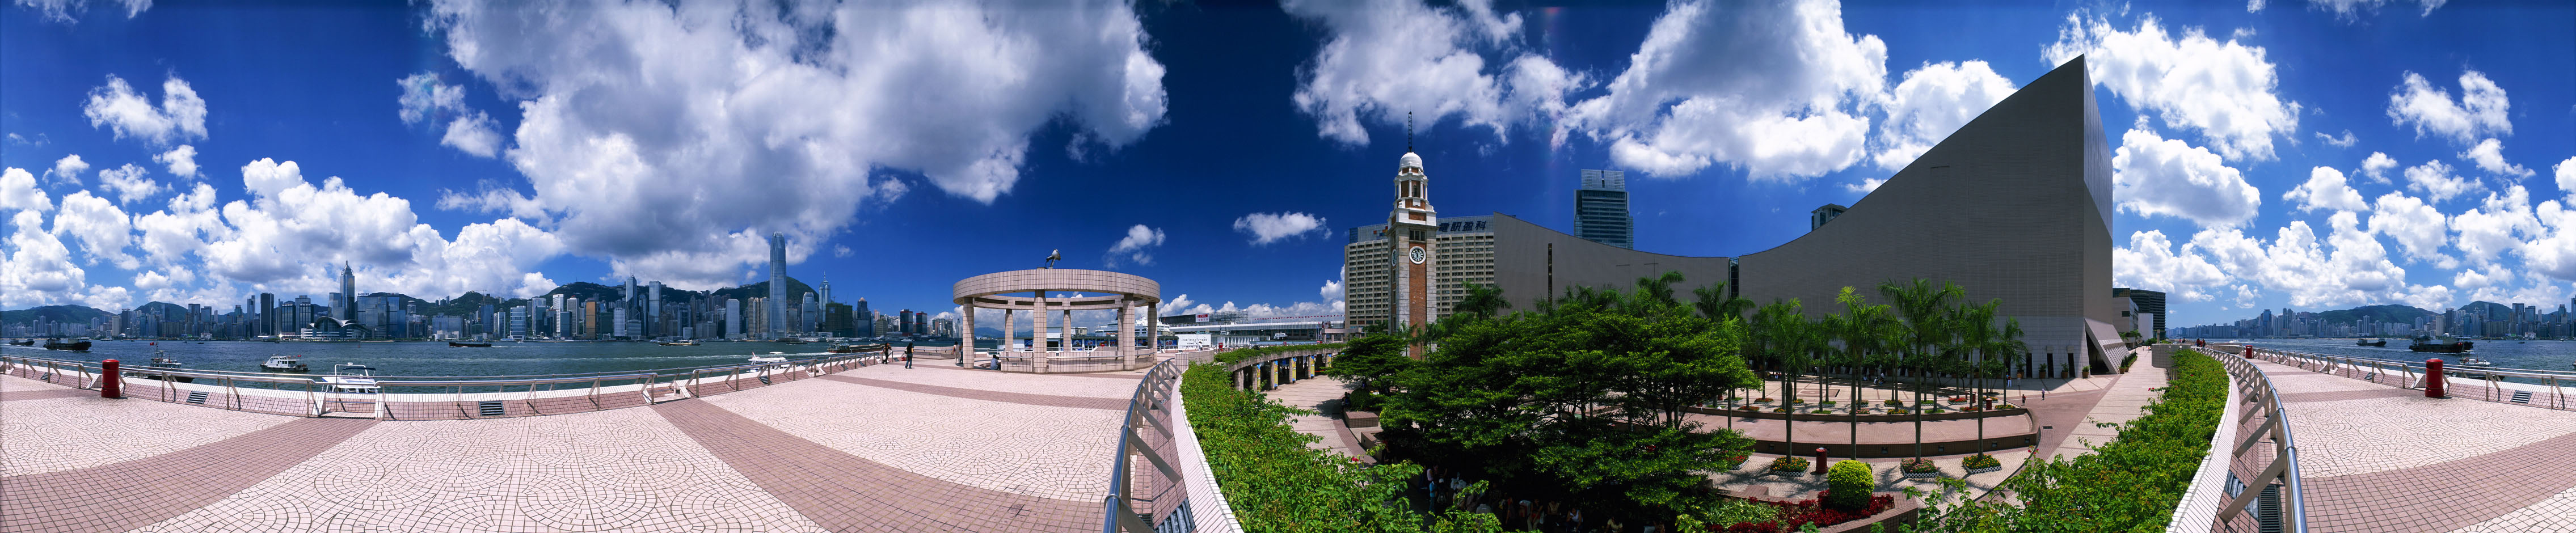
[1386,148,1437,336]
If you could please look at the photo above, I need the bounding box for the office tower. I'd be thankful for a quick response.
[1574,169,1633,249]
[509,305,529,338]
[725,298,743,339]
[612,307,630,338]
[337,263,356,320]
[855,297,872,336]
[802,293,819,333]
[768,232,788,336]
[913,312,927,337]
[899,310,914,336]
[259,293,276,336]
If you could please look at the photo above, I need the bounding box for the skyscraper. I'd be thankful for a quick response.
[854,297,872,337]
[726,298,742,339]
[258,293,275,336]
[1574,169,1632,249]
[768,232,787,337]
[337,262,357,320]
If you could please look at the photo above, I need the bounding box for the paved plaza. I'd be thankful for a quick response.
[2246,357,2576,533]
[0,360,1150,532]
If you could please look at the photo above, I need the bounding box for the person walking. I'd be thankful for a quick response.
[904,341,914,369]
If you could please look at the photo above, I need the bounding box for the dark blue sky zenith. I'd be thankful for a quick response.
[1,0,2570,328]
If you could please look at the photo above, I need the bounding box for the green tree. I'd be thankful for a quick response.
[1879,278,1962,460]
[1322,333,1414,394]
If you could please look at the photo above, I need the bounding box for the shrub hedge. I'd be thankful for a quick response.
[1824,460,1873,510]
[1179,362,1420,532]
[1917,348,2228,531]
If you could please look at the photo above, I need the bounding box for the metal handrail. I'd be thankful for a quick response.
[1104,358,1187,533]
[2242,346,2573,408]
[2202,346,2307,533]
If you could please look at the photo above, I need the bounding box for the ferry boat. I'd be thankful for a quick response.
[448,341,492,348]
[319,363,380,394]
[6,339,31,346]
[827,343,886,354]
[260,354,311,373]
[42,339,91,352]
[2409,335,2475,353]
[2355,338,2387,346]
[659,340,701,346]
[2458,356,2494,366]
[125,344,194,383]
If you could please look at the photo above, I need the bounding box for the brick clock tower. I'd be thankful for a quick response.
[1386,148,1436,349]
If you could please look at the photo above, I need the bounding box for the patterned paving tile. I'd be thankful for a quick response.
[1,394,296,476]
[656,399,1095,532]
[2453,484,2576,533]
[127,405,828,533]
[851,363,1139,397]
[705,373,1120,503]
[0,417,373,533]
[816,374,1125,411]
[2249,358,2576,532]
[2277,391,2576,478]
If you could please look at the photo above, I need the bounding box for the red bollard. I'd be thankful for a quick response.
[99,359,121,399]
[2426,358,2445,398]
[1812,447,1829,475]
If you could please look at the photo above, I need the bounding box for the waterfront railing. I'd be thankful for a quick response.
[1103,358,1194,533]
[2241,346,2576,409]
[0,346,895,419]
[2199,346,2308,533]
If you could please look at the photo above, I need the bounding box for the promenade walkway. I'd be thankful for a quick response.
[2246,356,2576,532]
[1259,375,1371,459]
[0,359,1153,532]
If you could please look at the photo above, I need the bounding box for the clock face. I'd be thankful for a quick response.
[1408,246,1426,264]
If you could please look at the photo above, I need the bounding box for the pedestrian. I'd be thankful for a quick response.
[904,341,914,369]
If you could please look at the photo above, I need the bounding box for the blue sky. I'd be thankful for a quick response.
[1,0,2569,329]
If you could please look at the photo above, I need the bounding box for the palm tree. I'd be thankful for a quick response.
[1879,278,1962,460]
[1831,286,1899,459]
[1751,300,1811,456]
[1954,300,2000,453]
[1693,281,1756,323]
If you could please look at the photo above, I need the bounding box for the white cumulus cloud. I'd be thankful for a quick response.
[2458,138,2532,177]
[424,0,1167,288]
[94,163,163,205]
[441,112,503,158]
[2387,70,2510,146]
[1561,0,1886,180]
[1105,224,1165,267]
[2402,159,2481,204]
[2308,0,2449,20]
[2284,166,2369,213]
[0,168,52,213]
[1233,212,1328,245]
[154,145,198,177]
[2359,151,2398,184]
[2113,229,2227,301]
[1871,60,2017,171]
[2111,126,2261,229]
[2367,191,2452,266]
[47,154,88,187]
[2045,12,2300,162]
[1284,0,1576,147]
[2557,156,2576,204]
[12,0,151,23]
[49,191,136,269]
[2315,130,2358,147]
[81,74,206,146]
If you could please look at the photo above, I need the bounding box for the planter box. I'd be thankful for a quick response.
[1901,471,1941,480]
[1965,465,2002,475]
[1343,411,1380,428]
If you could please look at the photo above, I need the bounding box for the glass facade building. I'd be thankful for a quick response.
[1574,170,1632,249]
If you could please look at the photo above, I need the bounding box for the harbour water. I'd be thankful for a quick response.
[2208,337,2576,383]
[0,339,963,378]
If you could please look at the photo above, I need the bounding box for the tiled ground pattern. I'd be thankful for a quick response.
[127,407,827,533]
[816,374,1125,411]
[0,387,89,401]
[0,418,374,533]
[720,370,1120,502]
[2250,358,2576,532]
[656,399,1094,532]
[1261,375,1363,455]
[849,364,1139,397]
[2,394,296,476]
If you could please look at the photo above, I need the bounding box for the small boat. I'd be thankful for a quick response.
[320,363,380,394]
[774,338,808,345]
[828,343,886,354]
[42,340,91,352]
[659,340,701,346]
[2356,338,2387,346]
[7,339,32,346]
[260,354,311,373]
[748,355,788,365]
[2457,357,2493,366]
[125,344,195,383]
[2409,336,2474,353]
[449,341,492,348]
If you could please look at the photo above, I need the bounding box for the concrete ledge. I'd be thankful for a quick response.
[1343,411,1379,428]
[1689,405,2030,422]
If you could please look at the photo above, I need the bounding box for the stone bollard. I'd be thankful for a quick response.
[99,359,122,399]
[1812,447,1829,475]
[2426,358,2446,398]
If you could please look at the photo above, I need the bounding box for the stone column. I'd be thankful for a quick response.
[1062,308,1074,354]
[1118,302,1136,369]
[1146,303,1159,351]
[960,305,976,367]
[1033,291,1051,373]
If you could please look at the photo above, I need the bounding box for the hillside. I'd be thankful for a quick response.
[2313,304,2434,325]
[0,304,111,324]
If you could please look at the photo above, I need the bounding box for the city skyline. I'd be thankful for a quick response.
[1,1,2571,329]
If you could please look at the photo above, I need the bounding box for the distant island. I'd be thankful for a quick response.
[2172,301,2571,340]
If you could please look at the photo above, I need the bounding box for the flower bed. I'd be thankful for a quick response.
[1756,397,1776,403]
[1713,494,1898,532]
[1899,458,1940,474]
[1963,453,2002,474]
[1766,456,1809,472]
